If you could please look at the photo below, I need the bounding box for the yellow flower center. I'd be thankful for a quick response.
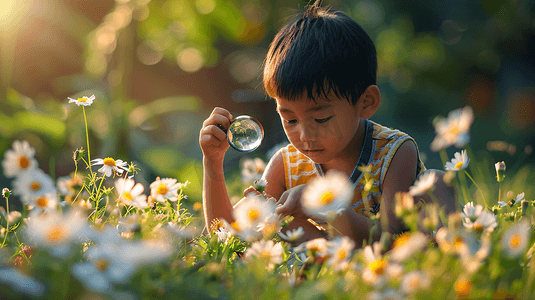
[18,156,29,169]
[509,234,521,249]
[256,166,263,173]
[77,97,87,102]
[94,259,109,271]
[473,224,484,232]
[337,250,347,260]
[409,277,420,290]
[261,251,271,258]
[392,233,410,248]
[230,221,240,231]
[47,225,66,243]
[319,190,334,205]
[36,197,48,207]
[156,183,168,195]
[369,259,387,275]
[30,182,41,191]
[103,157,116,167]
[455,279,471,296]
[122,192,133,201]
[248,209,259,221]
[454,237,464,250]
[454,161,463,169]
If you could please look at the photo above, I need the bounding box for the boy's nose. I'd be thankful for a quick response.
[299,123,317,142]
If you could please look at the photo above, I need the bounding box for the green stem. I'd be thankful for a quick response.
[82,106,93,176]
[92,176,106,223]
[457,170,471,206]
[464,170,487,208]
[498,183,502,205]
[1,196,10,247]
[439,149,449,167]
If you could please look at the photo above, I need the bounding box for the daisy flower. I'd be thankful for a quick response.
[233,193,277,232]
[215,227,231,244]
[13,168,56,204]
[445,149,470,171]
[25,210,91,257]
[241,157,266,184]
[245,240,284,270]
[362,242,401,287]
[56,174,84,196]
[150,177,182,202]
[463,210,497,233]
[457,231,491,274]
[408,170,437,196]
[278,227,305,242]
[430,106,473,151]
[30,193,59,214]
[115,178,145,206]
[495,161,506,182]
[325,236,355,271]
[501,220,531,259]
[2,140,38,177]
[389,232,427,262]
[293,237,329,258]
[91,157,129,177]
[400,270,431,295]
[301,170,354,220]
[67,94,95,106]
[460,202,483,223]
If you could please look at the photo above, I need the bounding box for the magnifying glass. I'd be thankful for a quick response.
[219,115,264,152]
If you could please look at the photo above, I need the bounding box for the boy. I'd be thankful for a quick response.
[199,1,455,244]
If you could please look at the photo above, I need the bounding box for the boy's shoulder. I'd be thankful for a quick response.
[369,120,414,141]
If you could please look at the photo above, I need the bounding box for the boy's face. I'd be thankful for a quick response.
[275,92,363,165]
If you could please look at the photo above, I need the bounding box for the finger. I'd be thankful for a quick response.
[199,133,221,148]
[243,186,260,197]
[203,113,232,130]
[200,125,227,141]
[210,107,233,121]
[276,192,288,205]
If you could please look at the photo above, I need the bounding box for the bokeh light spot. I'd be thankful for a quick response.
[177,47,204,72]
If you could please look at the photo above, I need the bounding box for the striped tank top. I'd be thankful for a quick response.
[280,119,425,216]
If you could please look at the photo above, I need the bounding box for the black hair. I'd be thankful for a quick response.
[263,0,377,105]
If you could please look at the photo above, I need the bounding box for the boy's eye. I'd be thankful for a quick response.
[315,116,333,124]
[285,119,297,124]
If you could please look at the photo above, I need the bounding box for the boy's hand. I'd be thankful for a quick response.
[275,184,310,220]
[199,107,233,161]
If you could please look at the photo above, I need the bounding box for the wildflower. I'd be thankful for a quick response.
[435,227,463,254]
[455,278,472,297]
[150,177,182,202]
[215,227,231,244]
[25,210,91,257]
[253,178,268,194]
[56,174,84,196]
[278,227,305,242]
[2,188,11,199]
[91,157,129,177]
[456,230,491,273]
[389,232,427,262]
[293,238,329,260]
[115,178,145,206]
[395,192,415,217]
[13,168,56,204]
[408,171,437,196]
[2,140,38,177]
[245,240,284,270]
[495,161,506,182]
[460,202,483,223]
[67,94,95,106]
[463,210,497,233]
[30,193,59,214]
[362,242,402,287]
[430,106,473,151]
[501,220,531,259]
[325,236,355,271]
[301,170,354,220]
[241,157,266,184]
[445,149,470,171]
[400,270,431,294]
[193,202,202,211]
[234,193,277,232]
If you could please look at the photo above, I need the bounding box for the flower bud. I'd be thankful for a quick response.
[522,199,529,216]
[495,161,506,182]
[2,188,11,199]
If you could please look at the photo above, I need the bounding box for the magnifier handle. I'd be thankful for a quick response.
[217,123,228,133]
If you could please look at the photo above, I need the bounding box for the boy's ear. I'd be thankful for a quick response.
[358,85,381,119]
